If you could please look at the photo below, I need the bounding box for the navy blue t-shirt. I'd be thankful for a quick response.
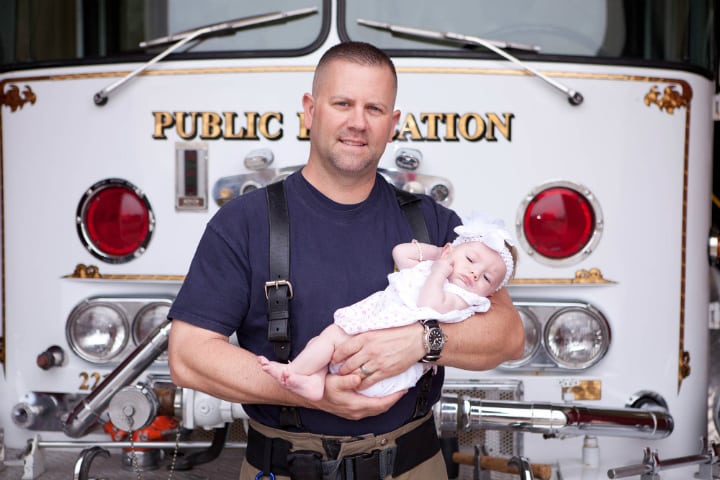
[169,170,461,435]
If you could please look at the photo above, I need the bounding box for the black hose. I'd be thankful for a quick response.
[172,423,229,471]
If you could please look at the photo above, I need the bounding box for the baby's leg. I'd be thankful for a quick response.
[288,324,350,375]
[259,324,351,401]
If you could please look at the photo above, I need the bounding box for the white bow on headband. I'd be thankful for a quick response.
[452,212,515,290]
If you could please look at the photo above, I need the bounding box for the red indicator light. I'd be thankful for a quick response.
[523,187,595,259]
[77,179,154,263]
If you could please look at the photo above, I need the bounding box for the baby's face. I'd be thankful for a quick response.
[444,241,507,296]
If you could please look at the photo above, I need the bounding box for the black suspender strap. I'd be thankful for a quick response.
[393,187,430,243]
[265,181,293,363]
[266,181,301,428]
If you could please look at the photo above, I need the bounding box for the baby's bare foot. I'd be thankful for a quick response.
[260,358,289,384]
[282,372,324,401]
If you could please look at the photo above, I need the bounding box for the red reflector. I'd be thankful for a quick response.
[77,179,154,263]
[523,187,595,259]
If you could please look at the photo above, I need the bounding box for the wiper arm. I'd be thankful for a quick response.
[94,7,318,106]
[357,19,583,106]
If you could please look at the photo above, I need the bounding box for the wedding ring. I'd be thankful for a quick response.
[359,364,374,377]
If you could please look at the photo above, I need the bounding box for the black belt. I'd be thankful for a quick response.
[246,415,440,480]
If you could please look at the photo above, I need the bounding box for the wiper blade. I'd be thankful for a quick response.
[358,19,583,106]
[358,18,540,53]
[140,8,317,48]
[94,7,318,106]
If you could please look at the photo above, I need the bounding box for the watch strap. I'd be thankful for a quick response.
[421,319,444,363]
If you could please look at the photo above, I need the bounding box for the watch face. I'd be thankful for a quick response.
[428,328,445,350]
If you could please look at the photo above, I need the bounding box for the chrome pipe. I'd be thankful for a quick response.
[436,394,673,440]
[63,321,172,438]
[39,440,246,449]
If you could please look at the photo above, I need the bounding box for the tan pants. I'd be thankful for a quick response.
[239,414,448,480]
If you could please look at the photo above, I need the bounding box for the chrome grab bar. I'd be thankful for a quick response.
[435,393,673,440]
[63,321,172,437]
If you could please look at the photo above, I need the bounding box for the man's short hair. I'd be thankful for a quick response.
[313,41,397,94]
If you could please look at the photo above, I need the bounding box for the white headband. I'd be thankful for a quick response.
[452,213,515,291]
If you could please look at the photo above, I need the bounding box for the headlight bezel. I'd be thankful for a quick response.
[66,296,174,365]
[498,300,611,372]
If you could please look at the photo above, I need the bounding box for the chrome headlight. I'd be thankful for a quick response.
[544,305,610,369]
[66,301,129,363]
[66,296,174,364]
[501,307,541,368]
[132,300,172,361]
[498,300,611,372]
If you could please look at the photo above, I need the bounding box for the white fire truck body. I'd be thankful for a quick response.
[0,2,715,479]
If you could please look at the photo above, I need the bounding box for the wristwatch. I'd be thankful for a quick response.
[420,319,447,363]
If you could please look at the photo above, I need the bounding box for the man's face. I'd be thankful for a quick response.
[303,60,401,177]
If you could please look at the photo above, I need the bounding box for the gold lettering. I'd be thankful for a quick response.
[245,112,260,140]
[486,113,514,141]
[175,112,199,140]
[444,113,459,141]
[395,113,423,141]
[151,110,513,142]
[458,113,486,141]
[297,112,310,140]
[152,111,174,139]
[200,112,223,139]
[259,112,283,140]
[420,113,443,141]
[223,112,246,139]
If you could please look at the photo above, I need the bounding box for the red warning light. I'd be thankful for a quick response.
[522,185,598,260]
[77,179,154,263]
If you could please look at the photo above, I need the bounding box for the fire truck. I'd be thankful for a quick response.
[0,1,717,479]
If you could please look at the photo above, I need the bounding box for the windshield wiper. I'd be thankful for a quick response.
[94,7,318,106]
[357,19,583,106]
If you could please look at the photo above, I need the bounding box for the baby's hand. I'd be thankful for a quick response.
[431,257,453,276]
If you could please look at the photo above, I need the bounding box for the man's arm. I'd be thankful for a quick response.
[437,288,525,369]
[332,287,524,387]
[168,319,405,419]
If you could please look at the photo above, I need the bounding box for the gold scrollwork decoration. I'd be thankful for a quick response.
[65,263,185,282]
[1,84,37,112]
[510,268,614,286]
[678,349,690,385]
[644,84,689,114]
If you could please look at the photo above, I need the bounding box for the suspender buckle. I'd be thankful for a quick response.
[264,280,294,299]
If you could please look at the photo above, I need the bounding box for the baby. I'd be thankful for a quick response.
[259,213,517,400]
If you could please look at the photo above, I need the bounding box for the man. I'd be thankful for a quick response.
[168,41,524,479]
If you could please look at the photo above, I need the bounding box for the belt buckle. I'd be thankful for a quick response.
[264,279,294,299]
[343,450,390,480]
[287,450,323,479]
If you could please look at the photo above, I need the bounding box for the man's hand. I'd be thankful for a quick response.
[309,372,405,420]
[330,323,425,390]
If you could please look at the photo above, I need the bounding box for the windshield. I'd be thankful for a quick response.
[0,0,714,75]
[340,0,715,74]
[0,0,327,68]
